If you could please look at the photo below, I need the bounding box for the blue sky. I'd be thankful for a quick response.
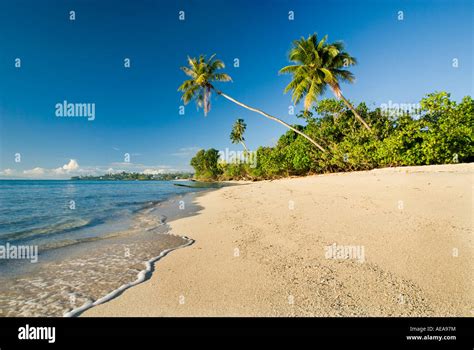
[0,0,472,178]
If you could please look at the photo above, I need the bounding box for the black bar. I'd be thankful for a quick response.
[0,317,471,347]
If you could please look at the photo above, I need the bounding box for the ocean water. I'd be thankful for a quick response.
[0,180,209,316]
[0,180,203,247]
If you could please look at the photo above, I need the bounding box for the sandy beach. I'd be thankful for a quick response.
[83,163,473,317]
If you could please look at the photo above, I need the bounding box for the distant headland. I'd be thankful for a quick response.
[70,171,193,181]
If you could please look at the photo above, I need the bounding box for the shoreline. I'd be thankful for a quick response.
[65,235,195,317]
[82,163,473,317]
[0,187,216,317]
[66,188,216,317]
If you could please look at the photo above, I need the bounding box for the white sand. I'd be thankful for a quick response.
[83,163,473,317]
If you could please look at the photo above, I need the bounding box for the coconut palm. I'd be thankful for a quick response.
[230,119,248,151]
[178,54,326,152]
[279,33,371,131]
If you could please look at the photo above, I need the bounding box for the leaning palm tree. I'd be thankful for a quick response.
[230,119,248,152]
[178,55,326,152]
[279,34,371,131]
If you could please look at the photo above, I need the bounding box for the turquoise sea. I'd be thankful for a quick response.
[0,180,203,247]
[0,180,209,316]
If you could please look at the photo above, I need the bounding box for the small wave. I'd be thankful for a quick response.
[0,218,95,242]
[35,229,132,251]
[64,235,194,317]
[115,201,146,208]
[39,236,104,251]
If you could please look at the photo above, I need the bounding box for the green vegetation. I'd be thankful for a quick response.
[71,172,193,181]
[190,149,222,181]
[190,92,473,181]
[183,34,472,182]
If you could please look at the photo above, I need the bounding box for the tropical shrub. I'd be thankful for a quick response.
[190,149,222,181]
[190,92,473,181]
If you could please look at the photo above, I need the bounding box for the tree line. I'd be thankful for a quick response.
[179,34,473,181]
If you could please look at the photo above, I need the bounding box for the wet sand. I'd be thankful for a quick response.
[0,192,203,317]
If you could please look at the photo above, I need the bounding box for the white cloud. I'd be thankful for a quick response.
[109,162,135,167]
[171,147,200,157]
[23,167,45,175]
[62,159,79,171]
[0,168,14,176]
[53,159,80,175]
[108,162,175,173]
[143,168,166,175]
[0,159,191,179]
[0,159,81,178]
[105,168,126,174]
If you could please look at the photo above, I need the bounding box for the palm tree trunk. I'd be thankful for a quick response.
[240,141,248,152]
[339,94,372,131]
[215,90,326,153]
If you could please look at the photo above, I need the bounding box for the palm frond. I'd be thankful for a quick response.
[181,85,199,104]
[177,79,195,92]
[292,78,311,105]
[317,35,328,50]
[181,66,197,78]
[179,54,233,116]
[212,73,232,82]
[279,65,301,75]
[280,32,359,111]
